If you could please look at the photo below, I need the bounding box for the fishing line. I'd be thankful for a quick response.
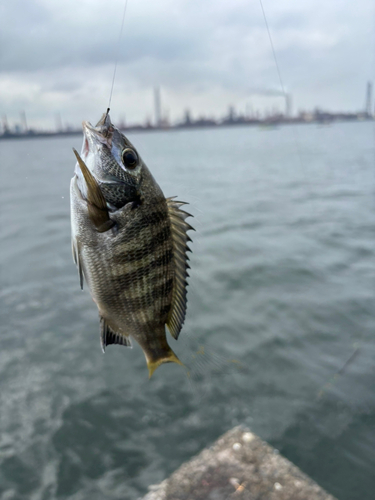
[258,3,367,400]
[317,346,360,399]
[257,0,304,169]
[108,0,129,111]
[258,0,286,97]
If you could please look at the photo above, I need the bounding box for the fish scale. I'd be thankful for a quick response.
[70,112,193,377]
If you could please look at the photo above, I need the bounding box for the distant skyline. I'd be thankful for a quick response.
[1,0,374,129]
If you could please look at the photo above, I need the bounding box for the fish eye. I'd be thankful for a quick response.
[122,148,138,169]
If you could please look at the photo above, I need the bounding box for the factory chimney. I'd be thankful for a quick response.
[365,81,373,117]
[2,115,10,134]
[21,111,28,132]
[154,87,161,128]
[285,93,292,118]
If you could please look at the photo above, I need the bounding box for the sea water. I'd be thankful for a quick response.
[0,121,374,499]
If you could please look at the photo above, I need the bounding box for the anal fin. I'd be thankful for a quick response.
[100,316,132,353]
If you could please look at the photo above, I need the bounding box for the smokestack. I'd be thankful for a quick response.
[2,115,9,133]
[285,93,292,118]
[365,81,373,117]
[56,112,63,132]
[21,111,28,132]
[154,87,161,127]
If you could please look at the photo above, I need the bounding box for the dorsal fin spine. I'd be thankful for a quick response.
[166,197,194,340]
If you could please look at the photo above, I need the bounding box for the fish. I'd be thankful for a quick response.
[70,111,193,377]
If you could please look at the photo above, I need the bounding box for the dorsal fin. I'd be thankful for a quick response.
[100,316,132,353]
[166,197,194,340]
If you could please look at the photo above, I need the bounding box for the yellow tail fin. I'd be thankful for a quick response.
[146,348,184,379]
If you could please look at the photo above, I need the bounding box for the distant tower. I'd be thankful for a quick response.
[184,109,191,125]
[227,105,235,122]
[56,112,63,132]
[2,115,10,134]
[365,81,373,117]
[154,87,161,127]
[118,115,126,130]
[285,93,292,117]
[21,110,28,132]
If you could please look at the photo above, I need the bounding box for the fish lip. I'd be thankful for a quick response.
[75,121,101,178]
[83,111,112,134]
[82,120,99,141]
[81,119,113,156]
[95,111,112,128]
[79,122,94,161]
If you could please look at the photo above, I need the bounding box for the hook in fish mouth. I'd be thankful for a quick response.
[81,111,114,156]
[95,108,112,128]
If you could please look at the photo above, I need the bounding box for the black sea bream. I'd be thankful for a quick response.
[70,112,193,377]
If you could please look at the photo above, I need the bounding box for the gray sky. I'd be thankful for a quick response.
[1,0,374,129]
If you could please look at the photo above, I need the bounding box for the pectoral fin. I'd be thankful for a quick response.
[73,148,116,233]
[71,236,84,289]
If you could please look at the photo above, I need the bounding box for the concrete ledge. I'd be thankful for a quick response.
[142,426,337,500]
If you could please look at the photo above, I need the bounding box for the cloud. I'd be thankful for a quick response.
[0,0,373,127]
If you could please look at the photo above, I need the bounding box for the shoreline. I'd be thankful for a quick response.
[0,116,373,141]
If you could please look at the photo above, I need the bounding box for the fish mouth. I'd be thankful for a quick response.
[95,111,112,128]
[81,127,90,160]
[81,112,114,159]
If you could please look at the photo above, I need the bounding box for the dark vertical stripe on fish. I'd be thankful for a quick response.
[112,224,171,264]
[121,277,174,311]
[110,249,173,288]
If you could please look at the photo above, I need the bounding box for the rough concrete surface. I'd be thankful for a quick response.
[141,426,338,500]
